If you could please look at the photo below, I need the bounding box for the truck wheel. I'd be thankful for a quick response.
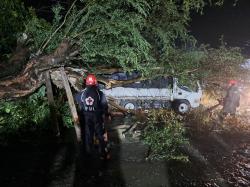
[174,100,190,114]
[124,102,136,110]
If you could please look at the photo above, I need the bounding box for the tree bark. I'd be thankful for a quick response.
[0,40,72,100]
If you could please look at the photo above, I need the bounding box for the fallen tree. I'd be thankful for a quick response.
[0,40,73,99]
[1,0,233,100]
[0,39,147,101]
[0,39,136,141]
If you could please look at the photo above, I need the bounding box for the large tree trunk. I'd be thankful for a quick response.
[0,58,44,99]
[0,46,30,79]
[0,40,141,100]
[0,40,73,100]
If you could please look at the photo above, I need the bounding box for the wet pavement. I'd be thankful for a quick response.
[0,117,249,187]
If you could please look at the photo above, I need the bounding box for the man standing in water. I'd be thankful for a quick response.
[222,80,240,116]
[75,74,110,159]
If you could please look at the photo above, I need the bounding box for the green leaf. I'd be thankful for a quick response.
[5,108,11,114]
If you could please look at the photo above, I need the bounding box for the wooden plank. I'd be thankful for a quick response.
[45,71,60,136]
[60,67,81,142]
[45,71,55,103]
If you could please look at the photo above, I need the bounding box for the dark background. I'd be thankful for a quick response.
[190,0,250,56]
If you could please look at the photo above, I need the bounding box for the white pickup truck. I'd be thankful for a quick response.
[102,75,202,114]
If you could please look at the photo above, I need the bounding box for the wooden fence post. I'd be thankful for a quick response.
[45,71,60,136]
[60,67,81,142]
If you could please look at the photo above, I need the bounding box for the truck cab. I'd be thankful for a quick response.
[171,77,202,113]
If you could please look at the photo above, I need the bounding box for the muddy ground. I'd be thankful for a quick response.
[0,116,249,187]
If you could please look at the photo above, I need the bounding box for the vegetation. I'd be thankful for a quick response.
[147,43,245,91]
[199,43,245,81]
[0,86,75,138]
[142,110,189,161]
[58,102,74,128]
[23,0,224,73]
[0,0,28,60]
[186,106,250,135]
[184,107,215,134]
[0,87,49,136]
[1,0,246,140]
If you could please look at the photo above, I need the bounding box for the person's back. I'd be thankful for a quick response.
[80,86,102,113]
[75,74,109,159]
[223,81,240,115]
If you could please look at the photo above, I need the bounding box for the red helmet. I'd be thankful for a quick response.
[86,74,97,86]
[228,80,237,86]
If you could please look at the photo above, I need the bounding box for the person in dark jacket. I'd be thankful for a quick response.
[75,74,110,159]
[222,80,240,116]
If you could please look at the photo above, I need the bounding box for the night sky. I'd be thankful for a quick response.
[190,0,250,56]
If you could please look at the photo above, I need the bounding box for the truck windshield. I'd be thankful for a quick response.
[178,84,192,92]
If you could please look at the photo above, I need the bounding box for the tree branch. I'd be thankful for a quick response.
[0,41,72,100]
[36,0,77,55]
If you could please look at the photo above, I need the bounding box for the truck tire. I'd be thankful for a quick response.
[173,100,191,114]
[122,101,137,110]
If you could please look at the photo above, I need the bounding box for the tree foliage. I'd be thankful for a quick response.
[24,0,224,73]
[142,110,189,161]
[4,0,243,133]
[0,0,27,58]
[0,87,50,135]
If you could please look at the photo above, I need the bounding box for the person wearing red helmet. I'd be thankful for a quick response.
[222,80,240,116]
[85,74,98,86]
[75,74,110,159]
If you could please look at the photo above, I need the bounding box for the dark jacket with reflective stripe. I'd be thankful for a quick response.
[75,86,109,116]
[223,85,240,114]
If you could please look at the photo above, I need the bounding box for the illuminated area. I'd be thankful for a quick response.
[0,0,250,186]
